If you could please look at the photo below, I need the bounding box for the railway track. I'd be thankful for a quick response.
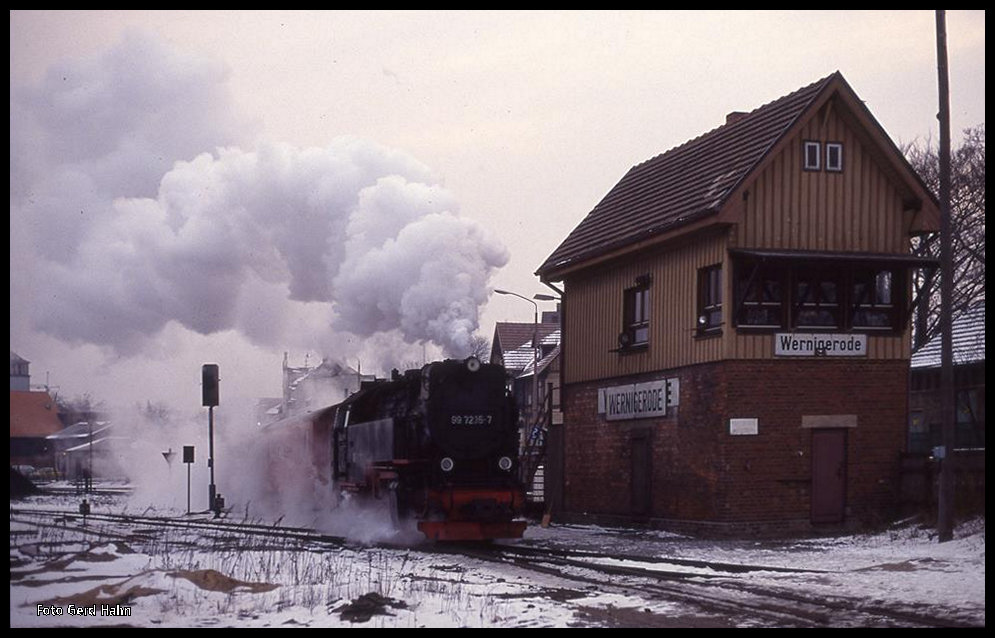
[10,507,980,628]
[444,541,980,628]
[9,506,350,552]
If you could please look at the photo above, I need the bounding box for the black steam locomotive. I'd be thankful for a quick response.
[262,357,526,541]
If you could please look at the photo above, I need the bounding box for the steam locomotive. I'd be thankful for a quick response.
[261,357,527,541]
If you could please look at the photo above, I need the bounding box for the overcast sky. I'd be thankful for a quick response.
[9,10,986,417]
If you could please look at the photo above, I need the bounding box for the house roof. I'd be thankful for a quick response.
[491,322,561,371]
[63,436,129,455]
[9,391,63,438]
[911,303,986,369]
[519,335,561,379]
[537,72,939,279]
[46,421,113,441]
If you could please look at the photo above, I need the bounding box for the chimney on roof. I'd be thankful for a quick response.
[726,111,748,125]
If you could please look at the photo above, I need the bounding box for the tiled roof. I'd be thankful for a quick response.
[9,391,63,438]
[519,339,561,379]
[502,345,538,373]
[911,303,985,369]
[492,322,560,371]
[537,72,922,278]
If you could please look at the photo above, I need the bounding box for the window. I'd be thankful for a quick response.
[697,265,722,335]
[956,389,985,449]
[794,270,842,328]
[733,258,908,333]
[826,142,844,172]
[908,410,929,454]
[803,140,821,171]
[852,269,897,329]
[621,277,651,349]
[735,263,785,328]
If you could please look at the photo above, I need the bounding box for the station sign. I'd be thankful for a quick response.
[597,378,679,421]
[774,333,867,357]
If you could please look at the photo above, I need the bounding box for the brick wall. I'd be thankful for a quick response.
[560,359,910,530]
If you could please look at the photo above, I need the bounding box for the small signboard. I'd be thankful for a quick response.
[729,418,759,436]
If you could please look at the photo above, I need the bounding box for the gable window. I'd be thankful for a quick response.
[803,140,821,171]
[697,265,723,335]
[621,276,651,349]
[826,142,844,172]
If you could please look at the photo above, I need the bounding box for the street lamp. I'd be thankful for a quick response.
[531,293,560,427]
[494,289,539,430]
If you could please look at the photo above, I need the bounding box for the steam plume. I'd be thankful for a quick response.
[11,32,508,362]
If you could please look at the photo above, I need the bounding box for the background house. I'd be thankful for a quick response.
[10,390,63,468]
[258,353,375,426]
[46,421,114,479]
[904,302,985,513]
[10,351,64,469]
[491,315,562,509]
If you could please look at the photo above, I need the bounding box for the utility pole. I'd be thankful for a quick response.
[934,9,956,542]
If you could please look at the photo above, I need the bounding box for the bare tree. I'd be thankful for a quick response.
[54,392,106,427]
[465,334,492,362]
[138,400,174,428]
[906,124,985,350]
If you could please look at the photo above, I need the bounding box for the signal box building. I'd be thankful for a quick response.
[536,73,940,534]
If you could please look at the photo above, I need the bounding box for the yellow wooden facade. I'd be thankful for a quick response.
[559,101,935,385]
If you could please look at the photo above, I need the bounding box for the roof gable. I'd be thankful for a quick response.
[537,72,939,279]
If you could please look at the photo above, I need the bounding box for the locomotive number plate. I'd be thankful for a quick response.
[450,413,494,426]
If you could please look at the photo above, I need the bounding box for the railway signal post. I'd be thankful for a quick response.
[202,364,221,517]
[183,445,195,514]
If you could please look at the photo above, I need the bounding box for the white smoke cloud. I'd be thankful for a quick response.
[11,31,508,364]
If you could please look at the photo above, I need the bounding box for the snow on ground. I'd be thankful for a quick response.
[9,486,986,628]
[520,518,985,625]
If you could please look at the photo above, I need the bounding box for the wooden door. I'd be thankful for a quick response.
[630,432,652,516]
[811,428,847,523]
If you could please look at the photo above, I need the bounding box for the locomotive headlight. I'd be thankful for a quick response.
[465,356,482,372]
[440,457,455,472]
[498,456,513,472]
